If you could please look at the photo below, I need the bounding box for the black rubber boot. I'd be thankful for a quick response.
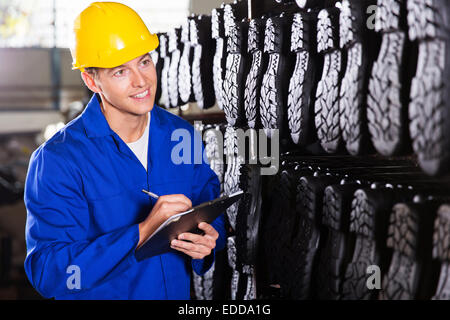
[190,15,216,109]
[407,0,450,176]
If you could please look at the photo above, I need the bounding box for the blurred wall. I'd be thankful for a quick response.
[0,48,84,135]
[190,0,235,15]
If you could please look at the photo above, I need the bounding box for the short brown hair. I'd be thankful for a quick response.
[84,67,98,78]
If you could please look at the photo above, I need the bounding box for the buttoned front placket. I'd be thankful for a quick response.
[107,102,175,299]
[145,106,173,299]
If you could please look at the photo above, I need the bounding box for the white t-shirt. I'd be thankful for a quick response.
[126,113,150,171]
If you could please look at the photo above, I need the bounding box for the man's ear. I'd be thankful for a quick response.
[80,72,101,93]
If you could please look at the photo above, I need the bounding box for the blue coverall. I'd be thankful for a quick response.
[24,93,225,299]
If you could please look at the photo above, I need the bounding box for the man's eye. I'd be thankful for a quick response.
[114,70,124,76]
[141,59,151,66]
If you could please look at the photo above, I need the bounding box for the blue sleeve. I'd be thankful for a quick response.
[190,131,226,276]
[24,146,140,298]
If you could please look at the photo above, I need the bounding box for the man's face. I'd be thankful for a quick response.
[87,53,157,116]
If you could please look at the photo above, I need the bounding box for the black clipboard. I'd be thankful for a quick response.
[135,190,245,261]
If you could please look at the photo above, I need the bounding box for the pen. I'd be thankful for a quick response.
[142,189,159,199]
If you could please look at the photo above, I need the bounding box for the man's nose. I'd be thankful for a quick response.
[131,69,147,87]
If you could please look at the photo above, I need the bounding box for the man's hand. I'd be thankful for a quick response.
[170,222,219,260]
[137,194,192,249]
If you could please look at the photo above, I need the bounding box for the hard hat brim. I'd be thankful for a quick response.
[72,33,159,71]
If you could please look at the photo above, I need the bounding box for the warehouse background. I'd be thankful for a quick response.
[1,0,450,300]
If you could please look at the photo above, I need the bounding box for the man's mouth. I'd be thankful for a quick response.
[131,89,150,99]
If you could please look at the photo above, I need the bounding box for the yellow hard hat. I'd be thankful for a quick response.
[71,2,159,72]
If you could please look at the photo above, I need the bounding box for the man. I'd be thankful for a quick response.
[24,2,225,299]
